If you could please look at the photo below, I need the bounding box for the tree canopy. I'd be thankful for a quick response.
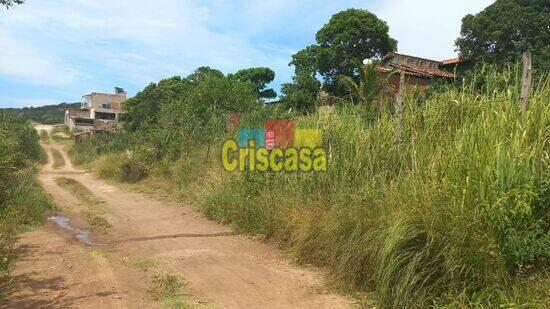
[281,8,397,108]
[456,0,550,71]
[315,9,397,91]
[186,66,224,83]
[1,0,24,9]
[123,66,264,132]
[229,67,277,99]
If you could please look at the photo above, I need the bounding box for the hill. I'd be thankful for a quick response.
[0,102,80,124]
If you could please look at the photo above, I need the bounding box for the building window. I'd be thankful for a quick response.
[102,103,111,109]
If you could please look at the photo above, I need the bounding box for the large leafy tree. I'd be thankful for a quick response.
[1,0,24,9]
[282,8,397,107]
[315,9,397,92]
[186,66,224,83]
[281,46,321,112]
[456,0,550,71]
[124,76,189,131]
[229,67,277,99]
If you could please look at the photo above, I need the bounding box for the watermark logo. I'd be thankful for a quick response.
[222,120,327,172]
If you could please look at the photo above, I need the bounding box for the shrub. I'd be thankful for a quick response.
[119,158,148,183]
[0,112,54,300]
[200,67,550,307]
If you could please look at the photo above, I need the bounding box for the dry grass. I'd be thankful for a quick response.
[54,177,106,209]
[68,67,550,307]
[148,273,206,309]
[87,214,111,228]
[51,149,65,169]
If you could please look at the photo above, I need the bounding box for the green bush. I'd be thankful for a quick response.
[201,68,550,307]
[70,132,137,165]
[0,112,54,300]
[119,158,148,183]
[72,66,549,307]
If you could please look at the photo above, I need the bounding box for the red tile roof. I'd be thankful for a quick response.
[377,63,455,79]
[442,58,461,65]
[376,52,455,78]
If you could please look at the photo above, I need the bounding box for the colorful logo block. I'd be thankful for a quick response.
[238,128,265,147]
[294,129,323,148]
[264,120,294,149]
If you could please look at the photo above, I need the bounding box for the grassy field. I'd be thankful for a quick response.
[0,113,55,300]
[71,68,550,307]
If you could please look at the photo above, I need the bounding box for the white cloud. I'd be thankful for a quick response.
[0,29,81,86]
[0,0,495,107]
[373,0,494,60]
[0,97,59,107]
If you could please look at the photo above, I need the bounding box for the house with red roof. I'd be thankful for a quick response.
[375,52,460,95]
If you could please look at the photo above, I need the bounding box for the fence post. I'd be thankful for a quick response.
[395,71,405,146]
[520,51,532,117]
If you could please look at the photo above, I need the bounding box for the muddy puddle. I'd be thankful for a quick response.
[48,215,106,246]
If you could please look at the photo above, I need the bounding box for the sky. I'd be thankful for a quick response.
[0,0,494,108]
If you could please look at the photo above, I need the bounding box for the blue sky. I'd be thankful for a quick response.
[0,0,493,108]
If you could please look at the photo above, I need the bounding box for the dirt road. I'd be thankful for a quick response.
[3,128,351,308]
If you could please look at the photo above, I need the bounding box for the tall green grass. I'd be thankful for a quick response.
[72,67,549,307]
[201,70,550,307]
[0,113,55,300]
[69,132,136,165]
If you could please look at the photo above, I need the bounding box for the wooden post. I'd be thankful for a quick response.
[520,51,532,116]
[395,71,406,146]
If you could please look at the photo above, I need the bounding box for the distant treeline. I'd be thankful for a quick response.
[1,102,80,124]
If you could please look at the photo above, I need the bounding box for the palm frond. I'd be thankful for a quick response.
[338,75,360,97]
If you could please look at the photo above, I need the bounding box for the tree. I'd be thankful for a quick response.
[456,0,550,71]
[315,9,397,93]
[281,9,396,110]
[280,45,321,112]
[281,71,321,112]
[186,66,224,83]
[159,76,259,146]
[338,59,395,106]
[290,45,318,76]
[289,9,397,97]
[1,0,24,9]
[230,67,277,99]
[124,76,190,131]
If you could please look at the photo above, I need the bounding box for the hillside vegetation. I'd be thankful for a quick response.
[0,102,79,125]
[0,112,54,299]
[71,66,550,307]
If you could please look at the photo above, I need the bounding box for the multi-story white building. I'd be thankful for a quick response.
[64,87,127,133]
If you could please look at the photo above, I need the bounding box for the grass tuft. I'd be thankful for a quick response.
[87,215,111,228]
[54,177,105,207]
[148,273,204,308]
[51,148,65,169]
[70,66,550,307]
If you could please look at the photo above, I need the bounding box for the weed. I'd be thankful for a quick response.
[68,67,550,307]
[39,130,49,143]
[0,112,54,300]
[87,215,111,228]
[129,257,162,272]
[148,273,202,308]
[51,148,65,169]
[54,177,105,207]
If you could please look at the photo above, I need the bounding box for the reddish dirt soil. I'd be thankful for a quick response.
[3,129,351,309]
